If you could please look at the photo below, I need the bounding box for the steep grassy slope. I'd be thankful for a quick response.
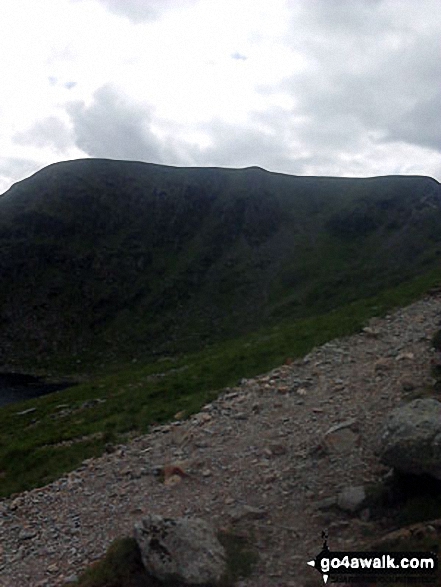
[0,159,440,372]
[1,269,441,497]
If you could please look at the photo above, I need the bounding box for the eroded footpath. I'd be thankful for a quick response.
[1,294,440,587]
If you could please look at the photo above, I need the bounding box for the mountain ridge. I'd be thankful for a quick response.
[0,158,440,371]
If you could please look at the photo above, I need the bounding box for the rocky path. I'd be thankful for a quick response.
[0,294,440,587]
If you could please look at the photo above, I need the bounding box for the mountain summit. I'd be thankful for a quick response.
[0,159,440,367]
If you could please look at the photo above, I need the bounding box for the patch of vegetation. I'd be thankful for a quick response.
[72,537,157,587]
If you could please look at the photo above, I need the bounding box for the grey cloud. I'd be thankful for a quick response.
[296,0,387,39]
[386,91,441,152]
[279,0,441,157]
[66,84,164,162]
[64,81,77,90]
[191,118,307,175]
[0,157,39,177]
[13,117,73,152]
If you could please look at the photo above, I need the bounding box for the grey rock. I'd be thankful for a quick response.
[337,485,366,513]
[325,418,358,436]
[19,528,38,541]
[380,398,441,479]
[134,515,226,585]
[268,443,287,456]
[230,504,268,522]
[15,407,37,416]
[323,419,359,453]
[363,326,381,337]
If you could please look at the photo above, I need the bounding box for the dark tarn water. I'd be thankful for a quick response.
[0,373,74,407]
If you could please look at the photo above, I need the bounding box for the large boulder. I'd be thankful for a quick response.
[379,398,441,480]
[134,515,227,586]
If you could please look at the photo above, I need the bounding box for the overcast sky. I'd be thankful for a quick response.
[1,0,440,193]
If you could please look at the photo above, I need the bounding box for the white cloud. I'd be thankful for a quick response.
[13,117,73,152]
[0,0,440,194]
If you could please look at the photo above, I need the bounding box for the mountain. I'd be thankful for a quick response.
[0,158,440,369]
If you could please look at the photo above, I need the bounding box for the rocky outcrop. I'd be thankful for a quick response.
[134,515,227,586]
[379,398,441,479]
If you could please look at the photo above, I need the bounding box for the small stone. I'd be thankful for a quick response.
[202,469,212,477]
[323,418,359,453]
[268,443,287,456]
[15,407,37,416]
[230,505,268,522]
[337,485,366,513]
[277,386,289,394]
[196,413,212,425]
[374,358,394,372]
[162,463,189,482]
[362,327,380,337]
[396,352,415,361]
[9,497,22,511]
[47,563,59,573]
[19,528,38,541]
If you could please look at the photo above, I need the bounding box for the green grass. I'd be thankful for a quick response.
[1,267,440,498]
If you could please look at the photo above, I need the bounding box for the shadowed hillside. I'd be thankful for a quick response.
[0,158,440,370]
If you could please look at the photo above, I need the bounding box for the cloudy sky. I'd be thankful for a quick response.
[1,0,440,193]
